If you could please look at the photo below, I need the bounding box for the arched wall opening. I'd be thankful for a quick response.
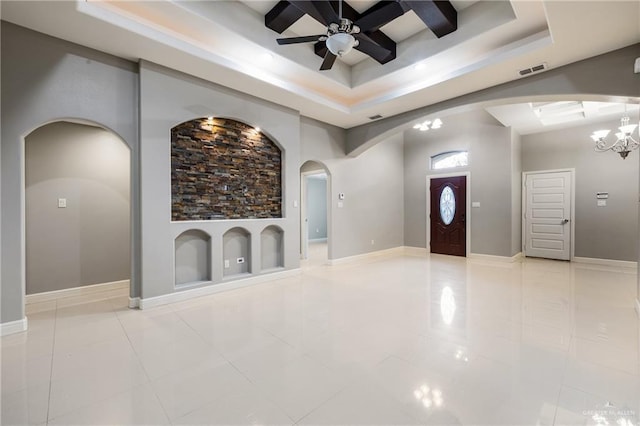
[399,95,639,268]
[300,160,332,264]
[23,120,133,302]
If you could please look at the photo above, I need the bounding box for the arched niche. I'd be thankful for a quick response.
[261,225,284,271]
[175,229,212,287]
[223,227,251,277]
[171,117,282,221]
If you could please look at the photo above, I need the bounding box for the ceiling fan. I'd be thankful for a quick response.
[275,0,402,71]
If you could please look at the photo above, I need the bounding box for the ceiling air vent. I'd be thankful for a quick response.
[368,114,383,120]
[519,62,547,76]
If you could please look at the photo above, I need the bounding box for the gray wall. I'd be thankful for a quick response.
[404,109,517,257]
[511,129,522,255]
[25,122,130,294]
[522,117,639,262]
[139,61,300,299]
[1,22,139,324]
[300,117,405,259]
[347,43,640,155]
[306,176,328,240]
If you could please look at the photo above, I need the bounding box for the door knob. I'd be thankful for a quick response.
[561,219,569,224]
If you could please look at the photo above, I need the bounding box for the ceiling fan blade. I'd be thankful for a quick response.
[354,34,394,64]
[314,1,340,25]
[355,1,407,33]
[277,35,326,45]
[319,51,337,71]
[289,1,338,26]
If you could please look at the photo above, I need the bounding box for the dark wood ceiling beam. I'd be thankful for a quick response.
[265,1,306,34]
[356,32,396,63]
[268,0,402,64]
[402,0,457,38]
[355,1,409,33]
[288,1,338,26]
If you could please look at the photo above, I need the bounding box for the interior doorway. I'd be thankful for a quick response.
[300,161,330,266]
[523,169,574,261]
[427,172,470,257]
[24,120,132,301]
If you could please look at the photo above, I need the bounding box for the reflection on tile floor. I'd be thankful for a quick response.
[2,253,639,425]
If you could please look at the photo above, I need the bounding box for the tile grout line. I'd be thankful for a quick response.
[45,299,58,425]
[112,303,173,424]
[552,331,575,426]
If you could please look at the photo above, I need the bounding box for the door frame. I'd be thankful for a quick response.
[522,168,576,261]
[426,172,471,257]
[300,169,329,260]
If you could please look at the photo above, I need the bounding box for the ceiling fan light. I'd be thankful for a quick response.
[326,33,356,57]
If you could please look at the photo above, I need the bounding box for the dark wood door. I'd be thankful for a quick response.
[430,176,466,256]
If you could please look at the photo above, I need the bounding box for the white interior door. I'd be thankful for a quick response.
[524,171,572,260]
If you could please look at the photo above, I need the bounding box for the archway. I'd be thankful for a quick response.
[23,120,132,307]
[300,160,332,266]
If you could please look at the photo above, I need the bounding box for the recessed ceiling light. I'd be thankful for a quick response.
[413,118,443,131]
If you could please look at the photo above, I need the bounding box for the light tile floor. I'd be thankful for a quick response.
[2,253,639,425]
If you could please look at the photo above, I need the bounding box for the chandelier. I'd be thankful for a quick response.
[591,115,639,159]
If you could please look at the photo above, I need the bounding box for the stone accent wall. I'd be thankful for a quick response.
[171,118,282,221]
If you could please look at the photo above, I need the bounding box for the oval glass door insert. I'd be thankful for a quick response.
[440,186,456,225]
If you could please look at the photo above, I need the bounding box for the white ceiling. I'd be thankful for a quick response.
[2,0,638,129]
[486,102,640,135]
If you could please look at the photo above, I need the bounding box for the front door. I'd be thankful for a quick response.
[524,171,572,260]
[430,176,466,256]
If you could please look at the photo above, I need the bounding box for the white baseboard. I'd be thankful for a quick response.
[328,247,405,266]
[402,246,429,257]
[309,238,327,243]
[139,269,301,309]
[128,297,140,309]
[469,252,523,263]
[1,317,28,336]
[572,257,637,269]
[25,280,130,305]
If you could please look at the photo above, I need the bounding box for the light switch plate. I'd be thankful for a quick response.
[472,201,480,208]
[58,198,67,208]
[597,200,606,207]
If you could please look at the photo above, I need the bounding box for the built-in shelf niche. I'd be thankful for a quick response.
[261,225,284,271]
[223,227,251,277]
[175,229,212,287]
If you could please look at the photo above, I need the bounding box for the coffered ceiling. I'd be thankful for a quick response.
[1,1,638,129]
